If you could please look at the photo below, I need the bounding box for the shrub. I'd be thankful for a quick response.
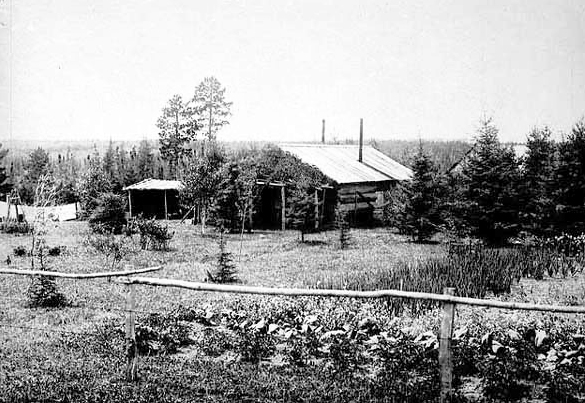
[88,193,127,234]
[48,246,62,256]
[135,313,192,355]
[0,219,32,235]
[13,245,28,256]
[234,327,275,364]
[85,231,135,271]
[127,216,174,250]
[375,336,441,402]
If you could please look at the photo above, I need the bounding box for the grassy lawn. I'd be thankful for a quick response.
[1,221,584,402]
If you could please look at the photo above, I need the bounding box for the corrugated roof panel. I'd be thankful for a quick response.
[123,178,184,191]
[279,144,412,184]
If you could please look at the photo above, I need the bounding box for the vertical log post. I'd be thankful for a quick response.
[314,189,319,229]
[163,190,168,220]
[125,281,138,382]
[128,191,132,218]
[353,191,358,225]
[358,118,363,162]
[439,287,456,403]
[281,186,286,231]
[320,188,326,227]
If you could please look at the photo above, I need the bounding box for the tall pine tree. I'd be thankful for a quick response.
[157,94,198,179]
[192,77,232,142]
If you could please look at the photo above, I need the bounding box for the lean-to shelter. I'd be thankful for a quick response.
[123,178,184,219]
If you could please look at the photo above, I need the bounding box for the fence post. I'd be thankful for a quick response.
[125,280,138,381]
[439,287,456,403]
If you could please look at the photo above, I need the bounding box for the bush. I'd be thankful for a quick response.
[13,245,28,256]
[85,231,135,271]
[234,327,275,364]
[135,313,193,355]
[48,246,62,256]
[375,336,442,402]
[127,216,174,250]
[88,193,127,234]
[0,220,32,235]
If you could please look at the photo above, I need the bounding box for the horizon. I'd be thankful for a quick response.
[1,1,584,145]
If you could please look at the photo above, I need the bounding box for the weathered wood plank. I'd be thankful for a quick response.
[337,184,379,195]
[339,194,377,203]
[338,201,374,211]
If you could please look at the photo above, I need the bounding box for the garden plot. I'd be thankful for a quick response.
[0,221,584,402]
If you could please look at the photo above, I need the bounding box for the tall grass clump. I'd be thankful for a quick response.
[526,234,585,278]
[312,244,546,314]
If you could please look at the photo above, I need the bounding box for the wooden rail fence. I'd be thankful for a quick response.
[2,267,585,403]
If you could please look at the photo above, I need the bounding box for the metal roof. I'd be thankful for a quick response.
[279,144,412,184]
[123,178,184,191]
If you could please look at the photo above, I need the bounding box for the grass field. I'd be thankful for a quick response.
[1,221,584,402]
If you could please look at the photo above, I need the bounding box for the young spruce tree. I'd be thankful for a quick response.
[554,119,585,234]
[287,186,317,243]
[401,143,444,242]
[208,230,238,283]
[460,118,521,245]
[520,126,556,236]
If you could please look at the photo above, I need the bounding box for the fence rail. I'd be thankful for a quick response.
[2,267,584,403]
[0,266,162,279]
[118,275,585,314]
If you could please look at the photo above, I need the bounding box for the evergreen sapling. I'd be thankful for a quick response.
[208,231,238,283]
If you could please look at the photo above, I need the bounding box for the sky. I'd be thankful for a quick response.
[1,0,584,145]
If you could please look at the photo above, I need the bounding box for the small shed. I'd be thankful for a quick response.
[123,178,184,219]
[257,143,412,228]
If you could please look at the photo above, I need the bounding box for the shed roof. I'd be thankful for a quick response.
[279,144,412,184]
[123,178,184,191]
